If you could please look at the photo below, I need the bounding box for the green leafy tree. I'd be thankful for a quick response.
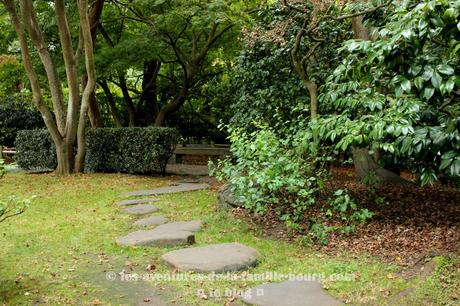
[318,0,460,185]
[95,0,256,127]
[1,0,98,175]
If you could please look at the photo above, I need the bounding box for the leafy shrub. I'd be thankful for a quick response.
[15,129,57,170]
[213,124,374,243]
[212,124,327,228]
[0,96,44,147]
[85,127,179,174]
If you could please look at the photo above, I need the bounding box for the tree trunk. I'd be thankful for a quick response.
[140,60,161,125]
[304,80,318,118]
[351,16,370,41]
[352,147,413,186]
[87,91,103,127]
[351,16,411,186]
[5,0,98,175]
[85,0,105,128]
[154,92,186,127]
[55,141,73,175]
[99,80,123,127]
[119,75,136,127]
[74,0,97,173]
[83,75,103,128]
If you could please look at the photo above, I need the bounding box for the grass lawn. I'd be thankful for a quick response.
[0,172,458,305]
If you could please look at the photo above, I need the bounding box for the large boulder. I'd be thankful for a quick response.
[217,184,243,210]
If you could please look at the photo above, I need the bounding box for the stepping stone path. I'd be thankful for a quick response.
[114,198,159,207]
[161,243,260,273]
[122,204,158,215]
[120,183,210,197]
[117,228,195,247]
[133,216,168,227]
[114,182,271,304]
[242,280,343,306]
[154,220,202,232]
[117,220,201,247]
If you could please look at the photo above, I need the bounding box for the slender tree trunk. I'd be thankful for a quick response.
[75,0,97,172]
[84,75,103,127]
[119,75,136,127]
[88,91,103,127]
[99,80,123,127]
[304,80,318,118]
[85,0,105,128]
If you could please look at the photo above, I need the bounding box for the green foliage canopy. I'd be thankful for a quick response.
[318,0,460,185]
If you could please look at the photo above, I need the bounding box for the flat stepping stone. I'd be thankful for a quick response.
[161,243,260,273]
[242,280,342,306]
[121,183,209,197]
[122,204,158,215]
[117,228,195,247]
[154,220,202,233]
[114,198,159,207]
[133,216,168,227]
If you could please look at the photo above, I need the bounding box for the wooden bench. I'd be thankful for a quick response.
[172,144,230,165]
[0,146,16,158]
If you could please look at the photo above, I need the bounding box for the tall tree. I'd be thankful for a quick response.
[2,0,98,174]
[95,0,254,127]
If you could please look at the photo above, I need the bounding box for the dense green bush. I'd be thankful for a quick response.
[212,123,374,243]
[85,127,180,174]
[15,127,180,174]
[15,129,57,170]
[318,0,460,185]
[0,96,44,147]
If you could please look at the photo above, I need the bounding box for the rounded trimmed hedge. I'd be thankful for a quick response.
[85,127,179,174]
[15,127,180,174]
[15,129,57,171]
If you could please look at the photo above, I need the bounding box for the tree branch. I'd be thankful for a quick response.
[20,0,67,135]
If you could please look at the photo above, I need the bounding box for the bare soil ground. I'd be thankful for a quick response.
[233,167,460,266]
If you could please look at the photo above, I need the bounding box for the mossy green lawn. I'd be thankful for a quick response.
[0,173,458,305]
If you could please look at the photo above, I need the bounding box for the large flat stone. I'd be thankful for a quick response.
[117,228,195,247]
[114,198,159,207]
[121,183,210,197]
[242,281,342,306]
[154,220,202,233]
[161,243,260,273]
[133,216,168,227]
[122,204,158,215]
